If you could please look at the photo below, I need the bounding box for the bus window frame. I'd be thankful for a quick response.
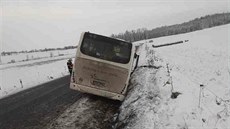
[80,32,132,64]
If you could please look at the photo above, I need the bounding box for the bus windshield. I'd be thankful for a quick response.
[80,33,132,64]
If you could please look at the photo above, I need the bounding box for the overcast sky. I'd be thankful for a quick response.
[1,0,229,52]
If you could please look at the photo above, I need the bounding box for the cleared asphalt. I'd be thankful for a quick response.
[0,75,82,129]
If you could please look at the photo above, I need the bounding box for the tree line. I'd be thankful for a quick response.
[111,12,230,42]
[1,45,77,56]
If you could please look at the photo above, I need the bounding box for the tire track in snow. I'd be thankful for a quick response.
[46,94,121,129]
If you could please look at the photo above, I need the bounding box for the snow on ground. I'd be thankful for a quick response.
[0,49,76,99]
[1,49,75,65]
[46,95,120,129]
[116,24,230,129]
[1,24,229,129]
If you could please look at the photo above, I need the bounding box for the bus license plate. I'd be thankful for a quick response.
[92,80,106,87]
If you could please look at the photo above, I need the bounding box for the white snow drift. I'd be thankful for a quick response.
[116,24,230,129]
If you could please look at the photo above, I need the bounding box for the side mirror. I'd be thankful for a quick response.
[134,53,139,70]
[134,53,138,58]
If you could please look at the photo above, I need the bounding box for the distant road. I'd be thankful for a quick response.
[0,75,82,129]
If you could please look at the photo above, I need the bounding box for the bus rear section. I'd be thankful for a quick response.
[70,32,134,101]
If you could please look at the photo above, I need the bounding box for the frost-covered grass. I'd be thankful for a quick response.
[116,24,230,129]
[0,49,76,99]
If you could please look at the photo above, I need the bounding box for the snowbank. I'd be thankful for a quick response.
[116,24,230,129]
[116,67,167,129]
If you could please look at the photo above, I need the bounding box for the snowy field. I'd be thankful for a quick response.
[0,24,229,129]
[0,49,76,99]
[1,49,75,65]
[117,24,230,129]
